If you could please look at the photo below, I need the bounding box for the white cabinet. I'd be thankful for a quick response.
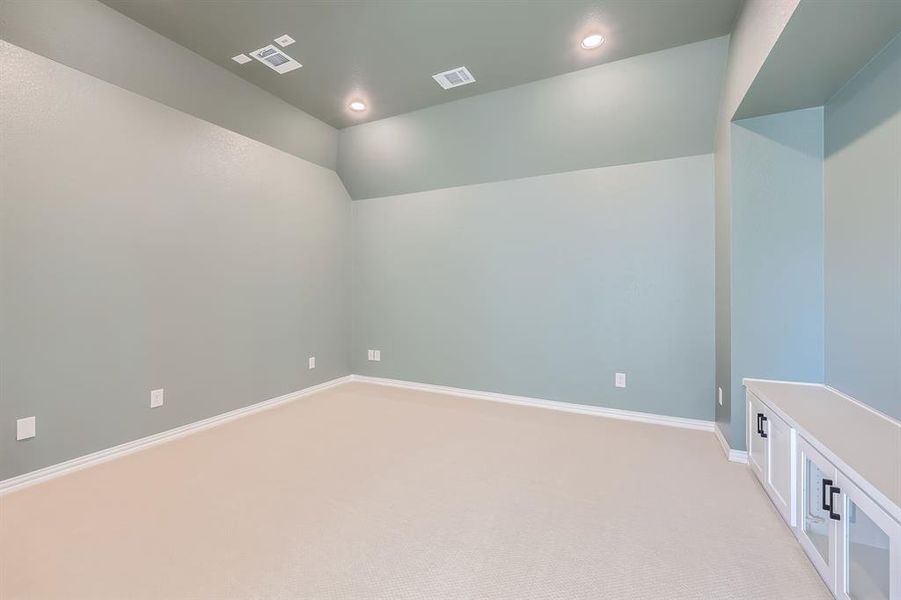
[766,407,796,526]
[797,436,840,593]
[747,390,796,526]
[744,379,901,600]
[748,391,767,482]
[795,438,901,599]
[834,473,901,600]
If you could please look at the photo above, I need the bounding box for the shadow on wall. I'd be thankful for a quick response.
[823,31,901,420]
[825,32,901,157]
[729,107,826,450]
[734,113,824,158]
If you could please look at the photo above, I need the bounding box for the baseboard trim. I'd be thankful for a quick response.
[351,375,715,433]
[3,374,721,495]
[714,423,749,464]
[0,375,353,496]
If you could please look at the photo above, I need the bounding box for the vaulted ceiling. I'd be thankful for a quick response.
[100,0,741,128]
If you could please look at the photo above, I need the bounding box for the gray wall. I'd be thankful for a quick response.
[0,0,337,169]
[352,154,714,421]
[730,107,825,444]
[824,33,901,419]
[0,41,351,480]
[713,0,800,447]
[338,37,728,200]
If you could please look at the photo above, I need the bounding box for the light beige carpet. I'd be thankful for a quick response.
[1,382,830,599]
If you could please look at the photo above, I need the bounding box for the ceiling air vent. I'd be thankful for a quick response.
[250,44,302,74]
[432,66,475,90]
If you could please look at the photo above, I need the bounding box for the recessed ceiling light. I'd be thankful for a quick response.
[580,34,605,50]
[232,53,252,64]
[349,101,367,112]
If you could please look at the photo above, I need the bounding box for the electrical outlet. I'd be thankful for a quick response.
[308,356,316,369]
[718,387,723,406]
[368,349,381,361]
[150,388,164,408]
[615,373,626,388]
[16,416,36,441]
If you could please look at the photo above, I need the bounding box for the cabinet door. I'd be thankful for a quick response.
[748,391,767,483]
[765,408,796,527]
[797,436,839,593]
[835,473,901,600]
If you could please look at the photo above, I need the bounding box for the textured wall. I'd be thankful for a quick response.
[0,42,351,479]
[825,33,901,419]
[0,0,337,169]
[338,37,728,200]
[352,155,714,421]
[731,107,825,438]
[713,0,801,447]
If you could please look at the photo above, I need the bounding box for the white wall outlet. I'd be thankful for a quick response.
[368,349,381,361]
[615,372,626,388]
[150,388,164,408]
[16,416,36,441]
[718,387,723,406]
[308,356,316,369]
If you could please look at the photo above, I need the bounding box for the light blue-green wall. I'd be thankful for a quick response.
[341,34,722,423]
[0,0,338,169]
[1,11,727,481]
[352,154,714,421]
[0,42,351,480]
[824,33,901,419]
[339,37,728,200]
[713,0,800,447]
[731,107,825,447]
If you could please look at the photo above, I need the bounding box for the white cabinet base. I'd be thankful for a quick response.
[744,380,901,600]
[747,390,796,527]
[797,436,840,594]
[834,473,901,600]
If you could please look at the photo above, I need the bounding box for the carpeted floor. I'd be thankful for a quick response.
[0,382,830,599]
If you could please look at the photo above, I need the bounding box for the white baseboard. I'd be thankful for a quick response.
[714,422,749,464]
[351,375,715,433]
[0,375,353,496]
[3,373,721,495]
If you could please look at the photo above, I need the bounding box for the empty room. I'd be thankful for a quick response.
[1,0,900,598]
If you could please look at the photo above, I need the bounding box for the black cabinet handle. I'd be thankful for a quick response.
[760,415,768,438]
[757,413,763,435]
[829,486,841,521]
[822,478,833,511]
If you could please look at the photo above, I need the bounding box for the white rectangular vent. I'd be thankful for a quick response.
[432,66,475,89]
[250,44,302,74]
[274,34,295,47]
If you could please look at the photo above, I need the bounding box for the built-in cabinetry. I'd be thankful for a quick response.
[747,392,796,526]
[744,379,901,600]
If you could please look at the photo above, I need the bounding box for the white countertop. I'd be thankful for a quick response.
[744,379,901,519]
